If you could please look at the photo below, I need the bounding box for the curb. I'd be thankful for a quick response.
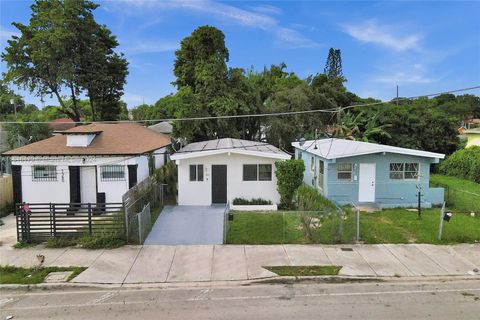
[1,274,479,291]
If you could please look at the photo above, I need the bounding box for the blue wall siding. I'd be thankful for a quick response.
[295,148,444,208]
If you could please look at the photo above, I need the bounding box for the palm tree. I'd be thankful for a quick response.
[332,110,391,142]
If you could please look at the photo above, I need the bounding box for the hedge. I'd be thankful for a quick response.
[439,146,480,183]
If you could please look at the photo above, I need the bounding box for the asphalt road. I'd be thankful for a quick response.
[1,279,479,319]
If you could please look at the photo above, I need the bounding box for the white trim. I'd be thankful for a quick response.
[292,139,445,160]
[170,148,290,161]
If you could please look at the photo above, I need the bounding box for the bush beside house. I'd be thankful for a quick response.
[439,146,480,183]
[275,159,305,209]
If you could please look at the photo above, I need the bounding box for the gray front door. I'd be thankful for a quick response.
[212,165,227,204]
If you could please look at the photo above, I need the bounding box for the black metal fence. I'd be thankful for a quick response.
[16,202,124,243]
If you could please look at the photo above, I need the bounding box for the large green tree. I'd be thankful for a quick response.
[2,0,127,121]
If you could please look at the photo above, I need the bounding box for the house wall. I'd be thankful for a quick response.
[154,147,168,169]
[176,153,283,206]
[11,154,152,205]
[466,133,480,147]
[295,148,444,208]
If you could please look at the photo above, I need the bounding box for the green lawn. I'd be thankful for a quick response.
[0,266,86,284]
[265,266,341,276]
[227,209,480,245]
[430,174,480,212]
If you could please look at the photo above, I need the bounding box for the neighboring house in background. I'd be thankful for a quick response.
[49,118,76,132]
[170,138,290,206]
[2,123,171,206]
[464,128,480,147]
[148,121,173,137]
[292,139,445,208]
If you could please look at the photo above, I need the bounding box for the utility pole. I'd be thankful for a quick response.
[396,85,399,106]
[438,202,446,241]
[10,98,17,118]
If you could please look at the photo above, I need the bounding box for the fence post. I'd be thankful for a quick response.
[438,202,446,241]
[88,203,92,235]
[124,202,129,242]
[52,203,57,237]
[356,208,360,243]
[138,209,143,244]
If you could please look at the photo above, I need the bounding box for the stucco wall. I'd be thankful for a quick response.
[295,148,443,208]
[176,153,283,206]
[11,155,151,205]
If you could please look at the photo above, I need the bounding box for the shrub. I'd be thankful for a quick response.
[294,185,337,211]
[77,233,126,249]
[153,160,178,203]
[275,159,305,209]
[439,146,480,183]
[232,198,272,205]
[45,236,77,248]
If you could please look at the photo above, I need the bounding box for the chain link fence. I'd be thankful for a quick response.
[227,207,357,245]
[123,178,165,244]
[431,183,480,213]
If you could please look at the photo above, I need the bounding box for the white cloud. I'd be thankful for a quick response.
[122,92,150,108]
[112,0,320,48]
[122,41,179,54]
[373,64,440,85]
[0,28,20,41]
[248,4,282,16]
[342,20,421,51]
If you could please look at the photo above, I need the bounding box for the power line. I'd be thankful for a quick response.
[1,85,478,125]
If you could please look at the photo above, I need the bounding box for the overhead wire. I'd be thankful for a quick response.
[0,85,478,125]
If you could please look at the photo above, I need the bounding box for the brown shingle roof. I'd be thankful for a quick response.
[3,123,171,156]
[49,118,75,131]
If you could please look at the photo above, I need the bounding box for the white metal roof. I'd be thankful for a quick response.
[291,138,445,160]
[171,138,291,160]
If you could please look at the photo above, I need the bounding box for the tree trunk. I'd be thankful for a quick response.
[88,91,96,122]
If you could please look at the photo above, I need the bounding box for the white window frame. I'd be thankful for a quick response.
[337,163,353,181]
[243,164,272,182]
[389,162,420,181]
[189,164,204,182]
[310,156,315,172]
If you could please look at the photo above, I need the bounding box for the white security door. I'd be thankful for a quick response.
[80,166,97,204]
[358,163,376,202]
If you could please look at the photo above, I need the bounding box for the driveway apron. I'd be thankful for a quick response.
[144,205,225,245]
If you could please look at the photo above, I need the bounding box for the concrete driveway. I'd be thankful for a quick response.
[144,205,226,245]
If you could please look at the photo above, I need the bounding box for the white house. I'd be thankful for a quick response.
[3,123,171,206]
[170,138,291,206]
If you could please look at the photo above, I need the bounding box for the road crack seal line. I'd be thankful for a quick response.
[192,288,212,301]
[92,291,118,304]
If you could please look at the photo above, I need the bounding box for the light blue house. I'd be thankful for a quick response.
[292,139,445,208]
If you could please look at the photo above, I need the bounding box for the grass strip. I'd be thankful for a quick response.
[265,265,342,276]
[0,266,86,284]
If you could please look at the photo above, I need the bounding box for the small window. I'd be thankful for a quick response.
[243,164,257,181]
[337,163,352,181]
[297,150,302,160]
[259,164,272,181]
[389,163,404,180]
[189,164,204,181]
[405,163,419,180]
[33,165,57,181]
[310,156,315,172]
[100,165,125,181]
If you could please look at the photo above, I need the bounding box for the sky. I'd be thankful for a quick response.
[1,0,479,109]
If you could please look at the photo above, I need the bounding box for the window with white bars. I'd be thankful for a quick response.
[32,165,57,181]
[100,165,125,181]
[390,163,419,180]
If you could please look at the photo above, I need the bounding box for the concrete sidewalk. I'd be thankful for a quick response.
[0,244,479,284]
